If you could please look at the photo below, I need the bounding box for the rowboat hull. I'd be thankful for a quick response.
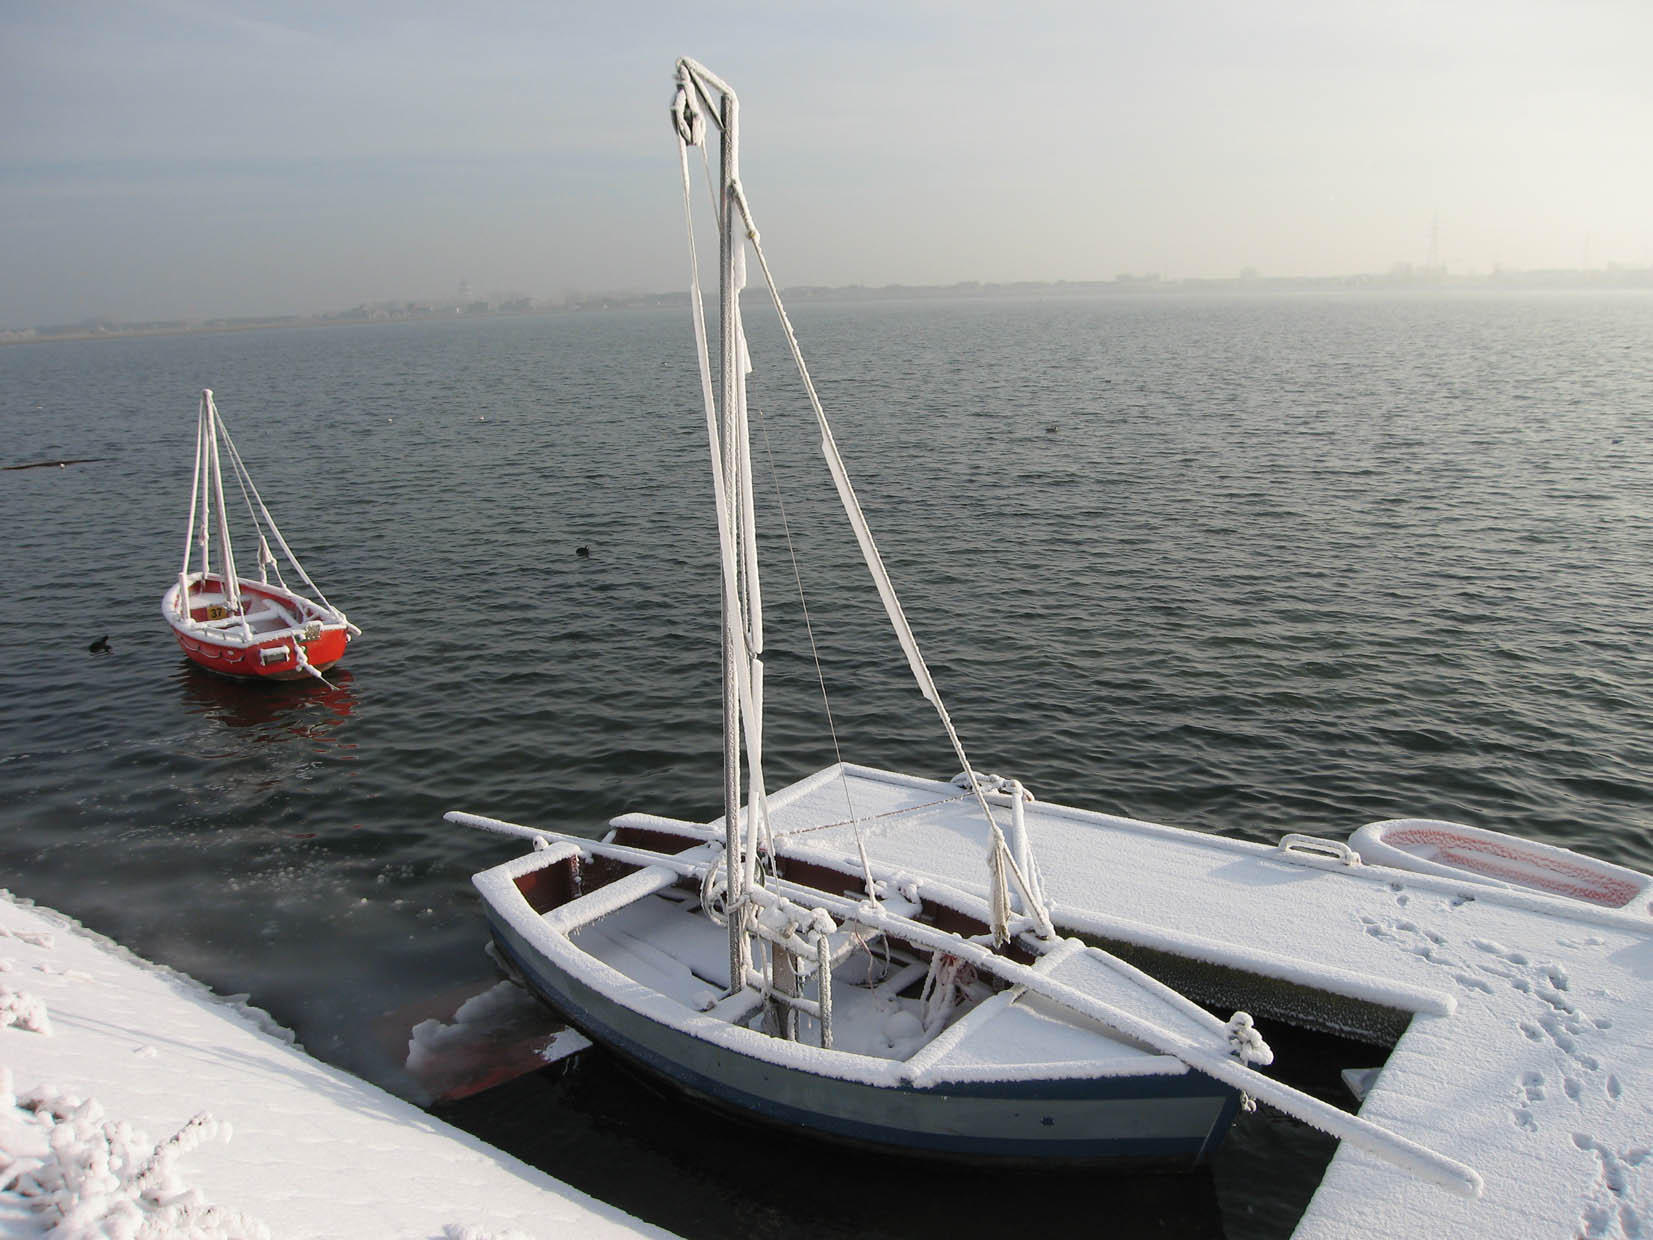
[1349,818,1653,914]
[162,573,352,682]
[476,843,1241,1166]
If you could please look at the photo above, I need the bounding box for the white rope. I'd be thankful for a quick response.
[291,639,332,688]
[730,178,1050,943]
[214,417,338,616]
[752,404,879,900]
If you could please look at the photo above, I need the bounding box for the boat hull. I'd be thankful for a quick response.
[480,874,1239,1166]
[169,625,348,681]
[162,574,352,682]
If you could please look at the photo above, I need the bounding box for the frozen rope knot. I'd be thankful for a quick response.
[670,84,704,146]
[949,771,1035,801]
[807,907,837,937]
[698,861,732,928]
[1225,1012,1273,1066]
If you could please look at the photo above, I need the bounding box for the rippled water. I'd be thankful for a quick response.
[2,290,1651,1237]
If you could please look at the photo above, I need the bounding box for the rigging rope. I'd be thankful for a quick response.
[771,789,974,838]
[729,178,1055,943]
[752,403,878,899]
[214,419,336,614]
[673,59,1052,943]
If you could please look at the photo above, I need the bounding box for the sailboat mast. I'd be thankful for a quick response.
[203,390,241,612]
[181,391,211,608]
[714,74,750,990]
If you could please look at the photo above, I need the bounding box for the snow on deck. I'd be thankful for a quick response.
[0,891,672,1240]
[758,764,1653,1240]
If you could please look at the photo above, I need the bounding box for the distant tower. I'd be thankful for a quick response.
[1427,214,1441,275]
[458,278,471,305]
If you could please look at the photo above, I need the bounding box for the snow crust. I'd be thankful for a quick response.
[0,892,673,1240]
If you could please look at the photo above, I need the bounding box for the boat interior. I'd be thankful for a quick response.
[507,823,1230,1081]
[182,577,318,635]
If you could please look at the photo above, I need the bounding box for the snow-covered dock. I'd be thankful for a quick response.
[0,891,669,1240]
[5,766,1646,1240]
[759,765,1652,1240]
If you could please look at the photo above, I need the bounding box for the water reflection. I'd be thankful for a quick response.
[172,661,358,749]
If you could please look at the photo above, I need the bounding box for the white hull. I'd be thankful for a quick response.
[473,836,1241,1165]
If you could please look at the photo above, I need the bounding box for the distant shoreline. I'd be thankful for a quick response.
[6,266,1650,345]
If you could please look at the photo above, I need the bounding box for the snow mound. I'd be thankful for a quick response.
[0,987,51,1036]
[0,1070,268,1239]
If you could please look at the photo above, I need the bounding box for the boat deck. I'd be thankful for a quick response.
[734,763,1653,1240]
[567,876,1231,1076]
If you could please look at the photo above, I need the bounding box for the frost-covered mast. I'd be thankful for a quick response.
[672,58,1056,956]
[674,58,770,992]
[178,389,244,617]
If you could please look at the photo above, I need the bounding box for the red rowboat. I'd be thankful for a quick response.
[161,389,358,682]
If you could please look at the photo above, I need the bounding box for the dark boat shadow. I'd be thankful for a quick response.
[435,1047,1229,1240]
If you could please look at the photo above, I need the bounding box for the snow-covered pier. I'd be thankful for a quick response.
[765,764,1652,1240]
[0,892,668,1240]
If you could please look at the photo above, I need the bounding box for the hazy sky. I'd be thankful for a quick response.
[4,0,1650,325]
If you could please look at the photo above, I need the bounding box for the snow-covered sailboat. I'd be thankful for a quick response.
[451,59,1481,1190]
[162,389,359,683]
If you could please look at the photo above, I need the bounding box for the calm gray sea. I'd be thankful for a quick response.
[2,290,1651,1237]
